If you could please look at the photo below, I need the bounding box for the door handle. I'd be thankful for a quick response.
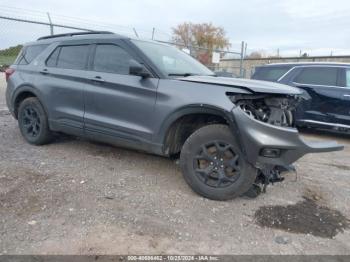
[90,76,105,83]
[343,94,350,97]
[40,68,49,75]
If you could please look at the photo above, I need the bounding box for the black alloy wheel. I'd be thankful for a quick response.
[18,97,53,145]
[194,141,241,188]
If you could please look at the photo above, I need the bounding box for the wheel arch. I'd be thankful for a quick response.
[12,85,48,119]
[158,104,241,156]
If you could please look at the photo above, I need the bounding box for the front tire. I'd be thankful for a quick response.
[180,124,257,200]
[18,97,53,145]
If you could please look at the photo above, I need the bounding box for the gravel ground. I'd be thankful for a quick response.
[0,75,349,255]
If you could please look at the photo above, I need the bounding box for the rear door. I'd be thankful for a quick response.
[291,66,350,126]
[83,40,159,145]
[41,42,91,135]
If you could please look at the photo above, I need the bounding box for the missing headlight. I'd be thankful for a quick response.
[229,94,300,128]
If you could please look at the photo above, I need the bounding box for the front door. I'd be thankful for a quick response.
[83,42,159,146]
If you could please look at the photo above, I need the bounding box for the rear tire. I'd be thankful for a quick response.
[18,97,53,145]
[180,124,257,200]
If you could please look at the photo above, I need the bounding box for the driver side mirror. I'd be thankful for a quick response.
[129,60,151,78]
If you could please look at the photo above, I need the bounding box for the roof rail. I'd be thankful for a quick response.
[37,31,114,41]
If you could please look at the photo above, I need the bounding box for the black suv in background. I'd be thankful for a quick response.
[5,32,343,200]
[252,63,350,132]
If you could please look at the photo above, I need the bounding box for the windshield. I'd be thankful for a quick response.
[131,40,214,77]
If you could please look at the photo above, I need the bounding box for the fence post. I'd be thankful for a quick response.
[47,12,54,35]
[151,28,155,40]
[133,28,139,38]
[239,41,245,78]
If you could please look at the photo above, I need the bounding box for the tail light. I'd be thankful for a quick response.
[5,68,15,82]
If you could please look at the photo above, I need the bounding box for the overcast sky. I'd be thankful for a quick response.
[1,0,350,56]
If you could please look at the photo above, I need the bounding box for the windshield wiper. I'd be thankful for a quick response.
[168,73,197,77]
[168,73,218,77]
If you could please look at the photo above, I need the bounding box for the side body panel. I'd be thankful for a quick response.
[83,74,159,146]
[38,66,88,135]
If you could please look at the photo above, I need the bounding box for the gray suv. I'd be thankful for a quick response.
[5,32,343,200]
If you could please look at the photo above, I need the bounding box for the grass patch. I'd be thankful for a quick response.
[0,55,16,66]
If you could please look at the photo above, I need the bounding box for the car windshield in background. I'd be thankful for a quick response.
[253,66,291,82]
[131,40,214,77]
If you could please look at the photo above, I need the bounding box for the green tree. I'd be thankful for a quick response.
[0,45,23,56]
[0,45,22,66]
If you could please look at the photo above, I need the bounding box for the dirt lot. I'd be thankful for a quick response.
[0,75,349,255]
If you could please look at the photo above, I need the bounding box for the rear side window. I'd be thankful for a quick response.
[295,67,338,86]
[346,69,350,87]
[252,66,291,82]
[17,44,48,65]
[57,45,89,70]
[93,44,133,74]
[46,45,89,70]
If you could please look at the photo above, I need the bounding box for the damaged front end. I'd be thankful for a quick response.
[228,93,344,196]
[231,93,301,128]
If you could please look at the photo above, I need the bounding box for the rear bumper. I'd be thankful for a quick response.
[231,107,344,167]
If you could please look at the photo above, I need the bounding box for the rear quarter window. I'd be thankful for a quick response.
[16,44,48,65]
[252,66,291,82]
[46,47,61,67]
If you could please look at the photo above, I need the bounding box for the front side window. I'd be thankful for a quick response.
[131,40,214,77]
[346,69,350,87]
[295,67,338,86]
[50,45,89,70]
[93,44,133,74]
[17,44,48,65]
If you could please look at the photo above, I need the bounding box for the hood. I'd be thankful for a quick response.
[177,75,302,95]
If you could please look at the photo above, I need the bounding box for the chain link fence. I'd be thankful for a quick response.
[0,13,245,76]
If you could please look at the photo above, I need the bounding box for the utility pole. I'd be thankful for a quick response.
[47,12,54,35]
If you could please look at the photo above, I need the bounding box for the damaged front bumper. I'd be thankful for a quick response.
[231,106,344,168]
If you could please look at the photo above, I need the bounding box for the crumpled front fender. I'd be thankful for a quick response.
[230,106,344,167]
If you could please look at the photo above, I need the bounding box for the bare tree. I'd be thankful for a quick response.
[247,51,264,59]
[172,22,231,64]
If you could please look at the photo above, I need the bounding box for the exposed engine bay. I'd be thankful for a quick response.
[232,94,301,128]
